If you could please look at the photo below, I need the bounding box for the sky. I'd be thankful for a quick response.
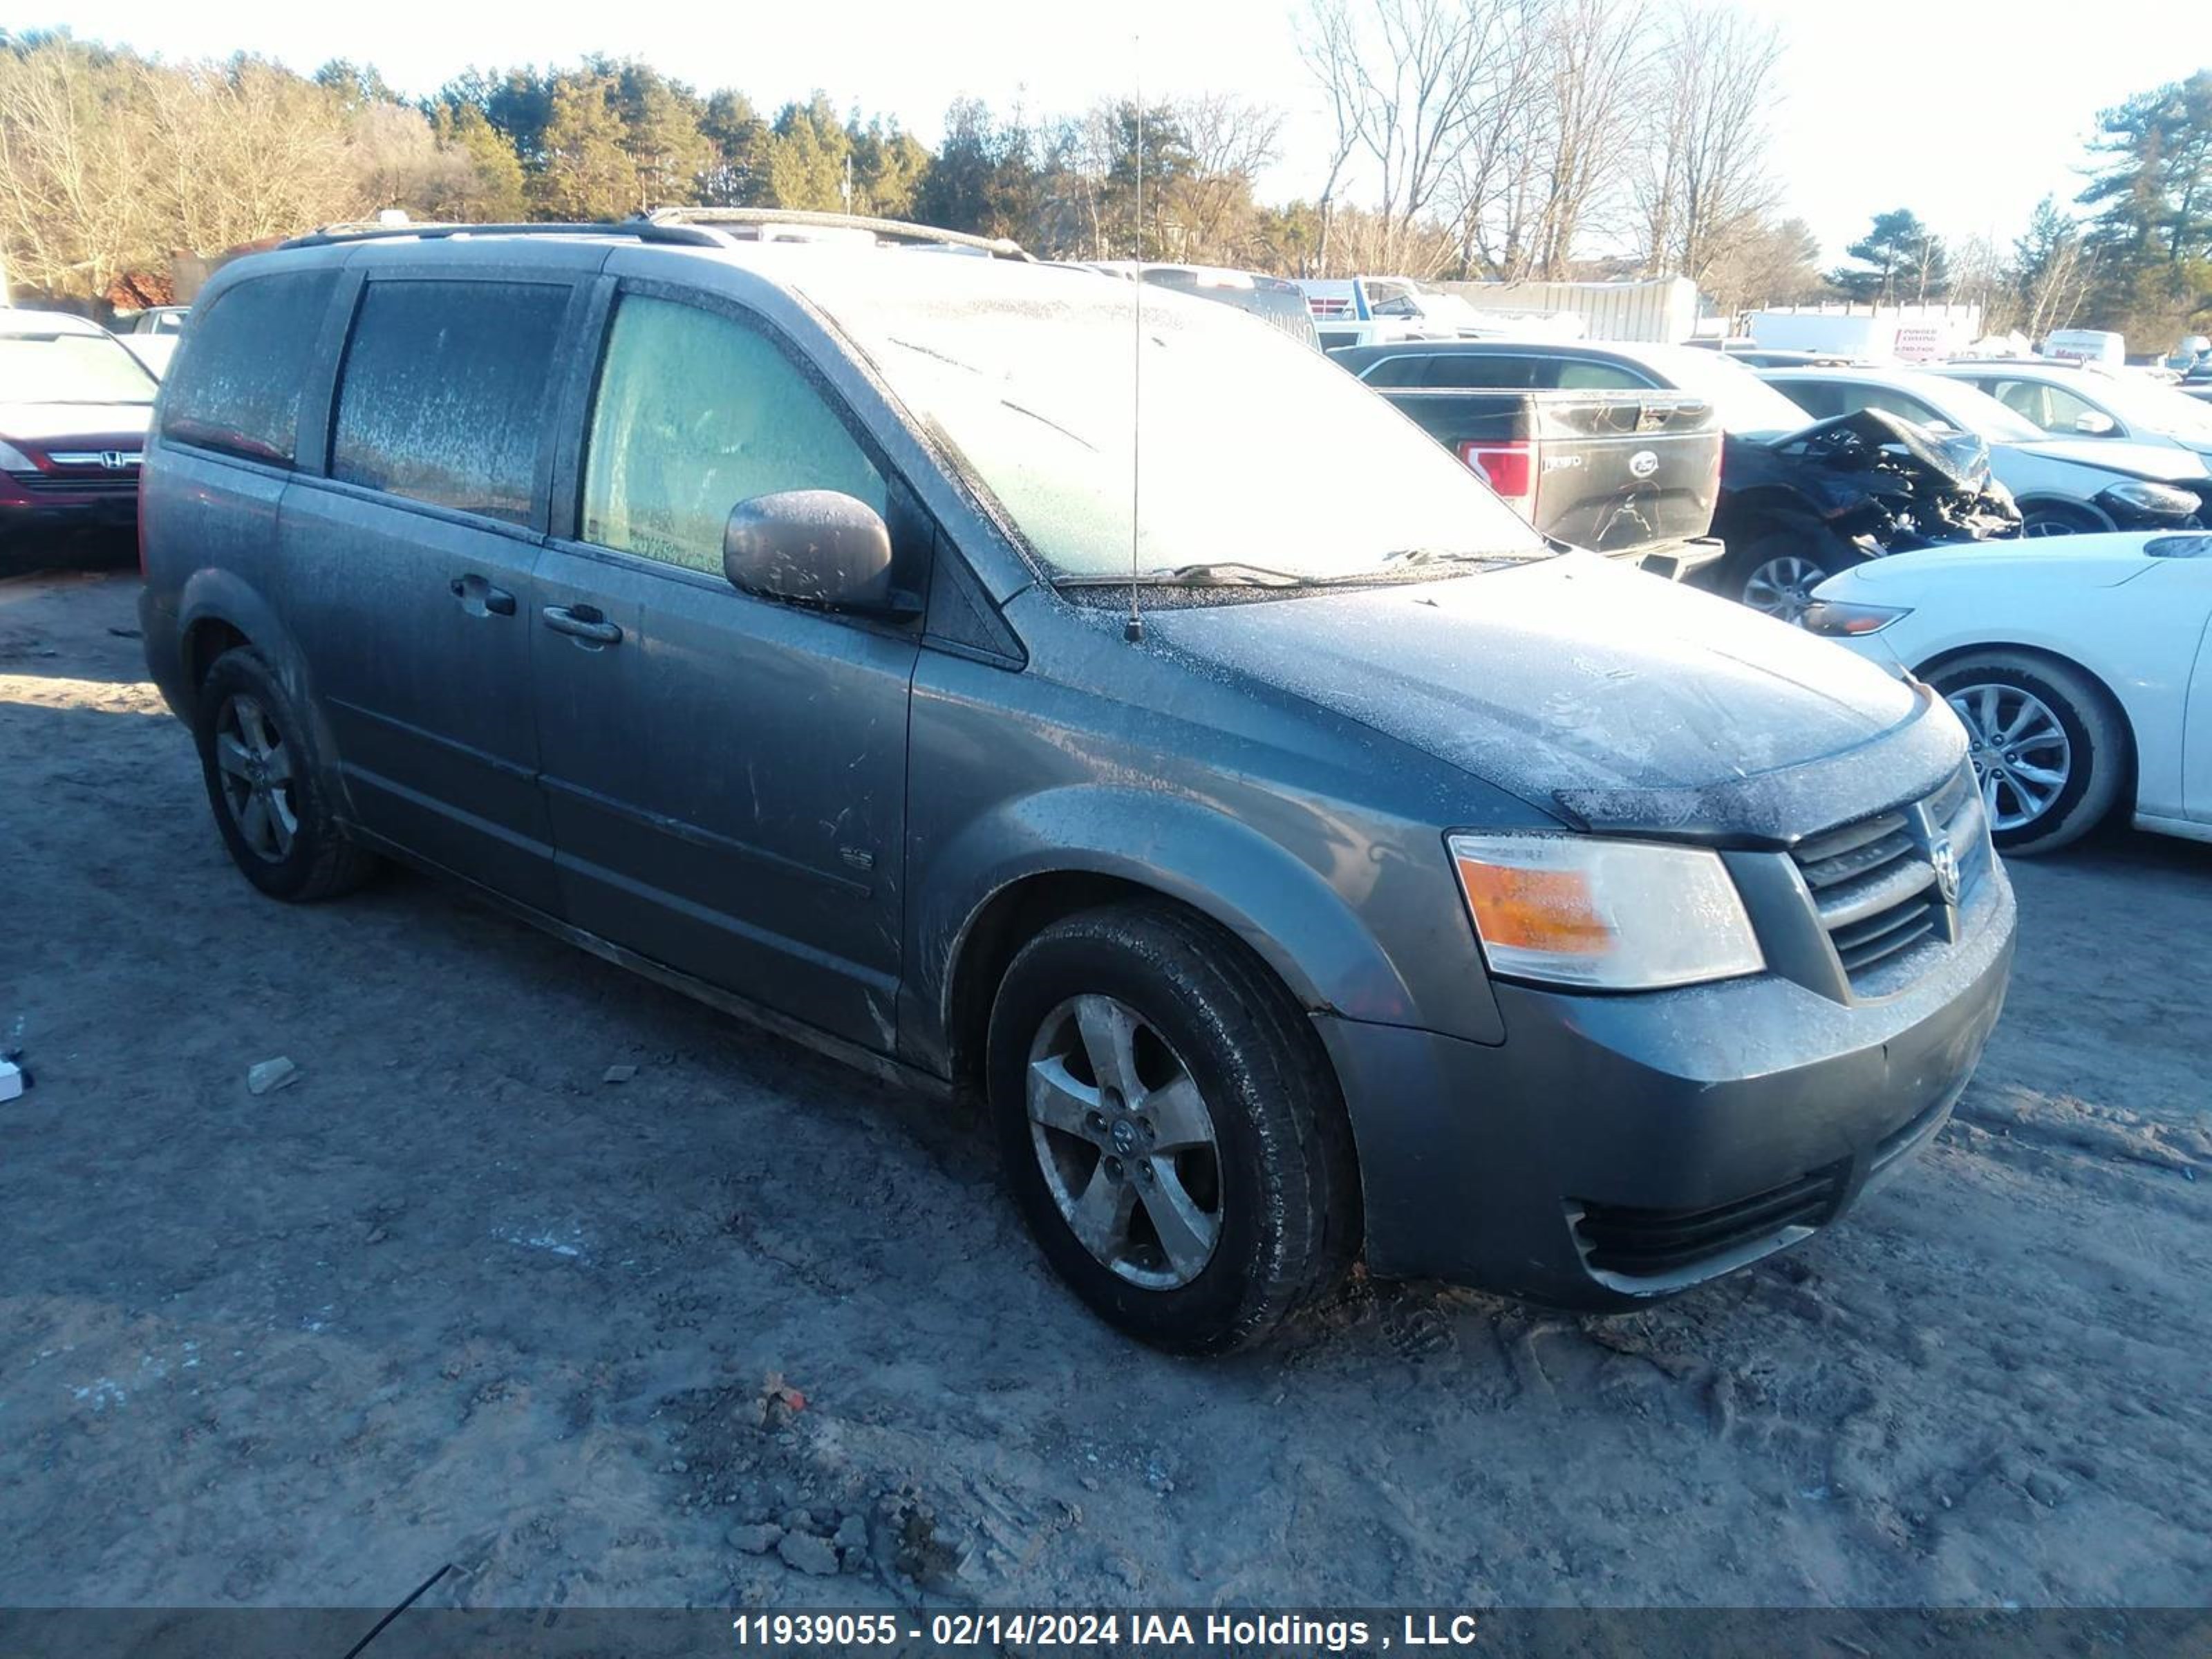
[12,0,2197,263]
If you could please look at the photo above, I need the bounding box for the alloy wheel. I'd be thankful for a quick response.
[213,692,299,863]
[1024,994,1224,1290]
[1948,681,2072,831]
[1742,554,1825,623]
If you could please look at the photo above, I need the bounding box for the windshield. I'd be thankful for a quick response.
[1629,345,1810,434]
[807,265,1546,580]
[0,329,158,404]
[2079,371,2212,440]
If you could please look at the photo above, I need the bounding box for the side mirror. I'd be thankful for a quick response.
[723,489,897,614]
[2073,411,2117,436]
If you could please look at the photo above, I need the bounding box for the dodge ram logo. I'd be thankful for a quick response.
[1629,449,1660,479]
[1930,837,1961,906]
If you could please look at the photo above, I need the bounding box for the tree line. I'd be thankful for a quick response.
[0,21,2204,344]
[1822,73,2212,344]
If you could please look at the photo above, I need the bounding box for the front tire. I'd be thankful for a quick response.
[195,648,379,901]
[1722,529,1855,621]
[986,903,1357,1354]
[2016,500,2105,538]
[1927,651,2128,855]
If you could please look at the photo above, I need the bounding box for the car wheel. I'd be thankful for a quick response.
[986,903,1358,1354]
[2017,500,2103,538]
[1728,532,1848,622]
[196,648,379,901]
[1927,652,2128,855]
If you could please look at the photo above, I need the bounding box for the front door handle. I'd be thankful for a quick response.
[449,574,516,617]
[541,603,623,646]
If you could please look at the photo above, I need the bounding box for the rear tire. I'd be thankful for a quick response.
[986,903,1358,1354]
[195,648,379,901]
[1926,650,2128,855]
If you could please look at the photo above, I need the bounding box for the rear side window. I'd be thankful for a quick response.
[330,280,570,525]
[581,294,885,574]
[1423,355,1539,390]
[159,270,338,465]
[1553,360,1649,391]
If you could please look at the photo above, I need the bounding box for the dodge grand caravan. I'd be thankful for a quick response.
[138,219,2016,1353]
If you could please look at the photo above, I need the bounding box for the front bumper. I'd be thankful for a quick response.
[1318,856,2015,1308]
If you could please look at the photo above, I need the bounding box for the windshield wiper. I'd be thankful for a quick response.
[1059,561,1318,589]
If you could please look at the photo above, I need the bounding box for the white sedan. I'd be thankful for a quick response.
[1807,531,2212,854]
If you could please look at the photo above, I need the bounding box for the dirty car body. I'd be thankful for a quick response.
[136,227,2015,1347]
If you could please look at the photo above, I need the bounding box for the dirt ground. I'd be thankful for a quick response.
[3,564,2208,1616]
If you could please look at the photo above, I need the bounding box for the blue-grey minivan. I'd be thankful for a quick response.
[138,218,2016,1352]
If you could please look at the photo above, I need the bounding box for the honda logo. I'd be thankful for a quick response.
[100,451,138,470]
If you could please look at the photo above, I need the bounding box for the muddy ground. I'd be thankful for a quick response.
[2,566,2207,1617]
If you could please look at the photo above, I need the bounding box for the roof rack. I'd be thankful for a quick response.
[639,207,1033,262]
[278,220,731,251]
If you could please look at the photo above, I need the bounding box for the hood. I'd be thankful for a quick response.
[1829,532,2166,589]
[1144,552,1924,830]
[0,402,153,453]
[2009,436,2209,482]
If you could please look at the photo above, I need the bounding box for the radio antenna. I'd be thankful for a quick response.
[1124,42,1145,645]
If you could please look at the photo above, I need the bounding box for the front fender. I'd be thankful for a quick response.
[902,782,1504,1078]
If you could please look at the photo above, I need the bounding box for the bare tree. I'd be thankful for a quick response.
[0,43,155,300]
[1300,0,1534,273]
[1526,0,1649,277]
[1168,93,1283,263]
[1635,0,1782,286]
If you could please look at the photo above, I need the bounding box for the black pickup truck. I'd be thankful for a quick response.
[1376,386,1724,579]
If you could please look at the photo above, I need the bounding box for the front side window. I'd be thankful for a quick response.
[330,279,570,525]
[581,295,886,574]
[1993,378,2097,434]
[159,270,337,464]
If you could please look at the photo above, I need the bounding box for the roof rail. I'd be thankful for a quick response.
[639,207,1033,262]
[277,220,731,251]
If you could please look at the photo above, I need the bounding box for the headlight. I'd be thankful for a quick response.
[1448,832,1765,990]
[1801,598,1911,637]
[2099,478,2199,516]
[0,440,35,469]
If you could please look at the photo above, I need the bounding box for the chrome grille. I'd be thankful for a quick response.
[1793,765,1987,991]
[7,468,138,498]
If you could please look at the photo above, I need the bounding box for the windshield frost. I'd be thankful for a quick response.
[806,268,1546,580]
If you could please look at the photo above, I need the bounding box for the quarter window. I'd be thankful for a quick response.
[330,280,570,525]
[158,270,338,465]
[581,295,885,574]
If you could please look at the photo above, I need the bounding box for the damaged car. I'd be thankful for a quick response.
[1714,407,2023,620]
[1329,341,2023,620]
[139,219,2016,1353]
